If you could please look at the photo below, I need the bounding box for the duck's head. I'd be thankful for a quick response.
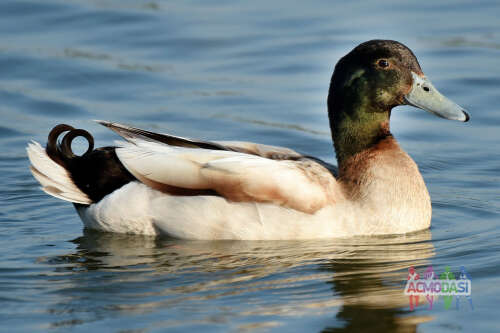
[328,40,469,164]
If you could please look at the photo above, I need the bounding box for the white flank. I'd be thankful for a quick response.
[77,181,425,240]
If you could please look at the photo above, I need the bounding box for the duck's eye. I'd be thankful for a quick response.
[377,59,389,68]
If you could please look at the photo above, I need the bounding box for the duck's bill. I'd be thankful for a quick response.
[404,72,469,122]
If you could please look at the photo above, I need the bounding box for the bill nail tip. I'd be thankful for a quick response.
[463,111,470,122]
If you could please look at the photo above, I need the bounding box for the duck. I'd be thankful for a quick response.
[27,40,469,240]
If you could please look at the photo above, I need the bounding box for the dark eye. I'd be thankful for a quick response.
[378,59,389,68]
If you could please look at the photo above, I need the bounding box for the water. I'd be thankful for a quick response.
[1,0,499,331]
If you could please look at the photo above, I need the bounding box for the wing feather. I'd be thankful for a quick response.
[97,121,306,160]
[115,138,340,214]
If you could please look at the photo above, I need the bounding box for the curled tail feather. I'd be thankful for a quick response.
[27,125,93,205]
[45,124,94,167]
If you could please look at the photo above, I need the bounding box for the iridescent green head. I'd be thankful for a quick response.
[327,40,469,165]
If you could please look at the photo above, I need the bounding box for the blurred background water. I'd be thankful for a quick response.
[0,0,499,332]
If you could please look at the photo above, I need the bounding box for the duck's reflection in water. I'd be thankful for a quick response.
[46,229,435,331]
[320,231,434,332]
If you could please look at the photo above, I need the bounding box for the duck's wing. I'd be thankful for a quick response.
[99,122,341,214]
[97,120,233,151]
[97,121,302,158]
[97,121,338,174]
[217,141,339,176]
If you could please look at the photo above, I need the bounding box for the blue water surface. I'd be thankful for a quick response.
[1,0,499,332]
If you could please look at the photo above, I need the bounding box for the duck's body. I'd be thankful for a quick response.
[65,134,428,239]
[27,40,468,240]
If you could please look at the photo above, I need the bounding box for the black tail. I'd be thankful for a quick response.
[45,124,135,203]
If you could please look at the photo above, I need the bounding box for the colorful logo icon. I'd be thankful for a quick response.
[404,265,473,311]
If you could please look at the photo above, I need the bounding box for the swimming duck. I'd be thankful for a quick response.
[27,40,469,240]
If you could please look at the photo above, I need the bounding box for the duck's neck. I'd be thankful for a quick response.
[328,91,392,170]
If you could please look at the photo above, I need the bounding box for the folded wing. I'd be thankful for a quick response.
[111,132,340,214]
